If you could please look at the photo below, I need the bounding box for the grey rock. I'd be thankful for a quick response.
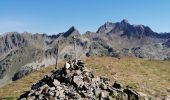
[58,91,65,98]
[124,88,139,100]
[100,83,107,90]
[100,91,109,99]
[49,87,55,91]
[75,70,82,75]
[73,75,84,88]
[167,88,170,92]
[94,88,101,97]
[100,76,110,84]
[20,98,26,100]
[112,81,122,89]
[53,79,60,87]
[64,62,71,69]
[18,60,153,99]
[48,91,55,96]
[38,94,44,100]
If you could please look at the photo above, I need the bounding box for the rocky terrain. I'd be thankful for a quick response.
[0,57,170,99]
[0,19,170,87]
[19,60,153,100]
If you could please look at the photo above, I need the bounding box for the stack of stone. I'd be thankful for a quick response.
[19,60,147,100]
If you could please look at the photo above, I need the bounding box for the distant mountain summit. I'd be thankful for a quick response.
[96,19,158,39]
[0,20,170,87]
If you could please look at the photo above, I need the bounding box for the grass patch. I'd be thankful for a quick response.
[0,56,170,98]
[0,96,18,100]
[126,83,139,90]
[0,63,63,98]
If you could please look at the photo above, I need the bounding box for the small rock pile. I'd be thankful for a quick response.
[19,60,146,100]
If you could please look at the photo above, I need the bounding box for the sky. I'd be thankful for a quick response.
[0,0,170,34]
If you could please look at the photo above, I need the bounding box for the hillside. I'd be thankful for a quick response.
[1,20,170,87]
[0,57,170,99]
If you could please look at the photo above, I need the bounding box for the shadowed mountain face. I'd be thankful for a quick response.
[0,20,170,86]
[97,19,158,39]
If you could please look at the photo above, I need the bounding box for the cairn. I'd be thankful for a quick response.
[19,60,146,100]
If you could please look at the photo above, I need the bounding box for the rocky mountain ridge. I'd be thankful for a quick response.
[0,19,170,87]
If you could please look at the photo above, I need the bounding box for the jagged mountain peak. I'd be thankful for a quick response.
[68,26,77,32]
[1,19,170,88]
[96,22,115,34]
[121,19,129,24]
[62,26,80,38]
[96,20,131,34]
[96,20,158,39]
[104,21,114,25]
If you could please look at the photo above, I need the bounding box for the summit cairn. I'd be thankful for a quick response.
[19,60,147,100]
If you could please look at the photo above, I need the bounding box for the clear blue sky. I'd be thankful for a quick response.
[0,0,170,34]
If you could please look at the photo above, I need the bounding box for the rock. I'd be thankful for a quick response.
[35,90,42,95]
[65,69,71,75]
[56,85,63,91]
[19,60,150,99]
[18,91,30,99]
[77,60,85,67]
[64,62,71,69]
[55,90,60,97]
[137,91,148,98]
[38,94,44,100]
[100,91,109,99]
[31,83,40,90]
[100,76,110,84]
[27,96,36,100]
[124,88,139,100]
[73,75,84,88]
[49,87,55,91]
[92,76,100,83]
[119,92,128,100]
[39,84,48,90]
[48,90,55,96]
[167,88,170,92]
[112,81,122,89]
[94,88,101,97]
[46,96,56,100]
[110,89,118,98]
[42,87,49,93]
[53,79,60,87]
[58,90,65,98]
[99,83,107,90]
[68,60,74,69]
[20,98,26,100]
[75,70,82,75]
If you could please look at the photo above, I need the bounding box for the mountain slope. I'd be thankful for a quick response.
[0,57,170,99]
[0,20,170,87]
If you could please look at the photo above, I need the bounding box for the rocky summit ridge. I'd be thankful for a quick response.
[0,19,170,87]
[19,60,150,100]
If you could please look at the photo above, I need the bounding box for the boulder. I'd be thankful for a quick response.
[167,88,170,92]
[73,75,84,88]
[53,79,60,87]
[64,62,70,69]
[113,81,122,89]
[124,88,139,100]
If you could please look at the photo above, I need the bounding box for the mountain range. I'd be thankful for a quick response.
[0,19,170,87]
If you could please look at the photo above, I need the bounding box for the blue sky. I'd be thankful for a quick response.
[0,0,170,34]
